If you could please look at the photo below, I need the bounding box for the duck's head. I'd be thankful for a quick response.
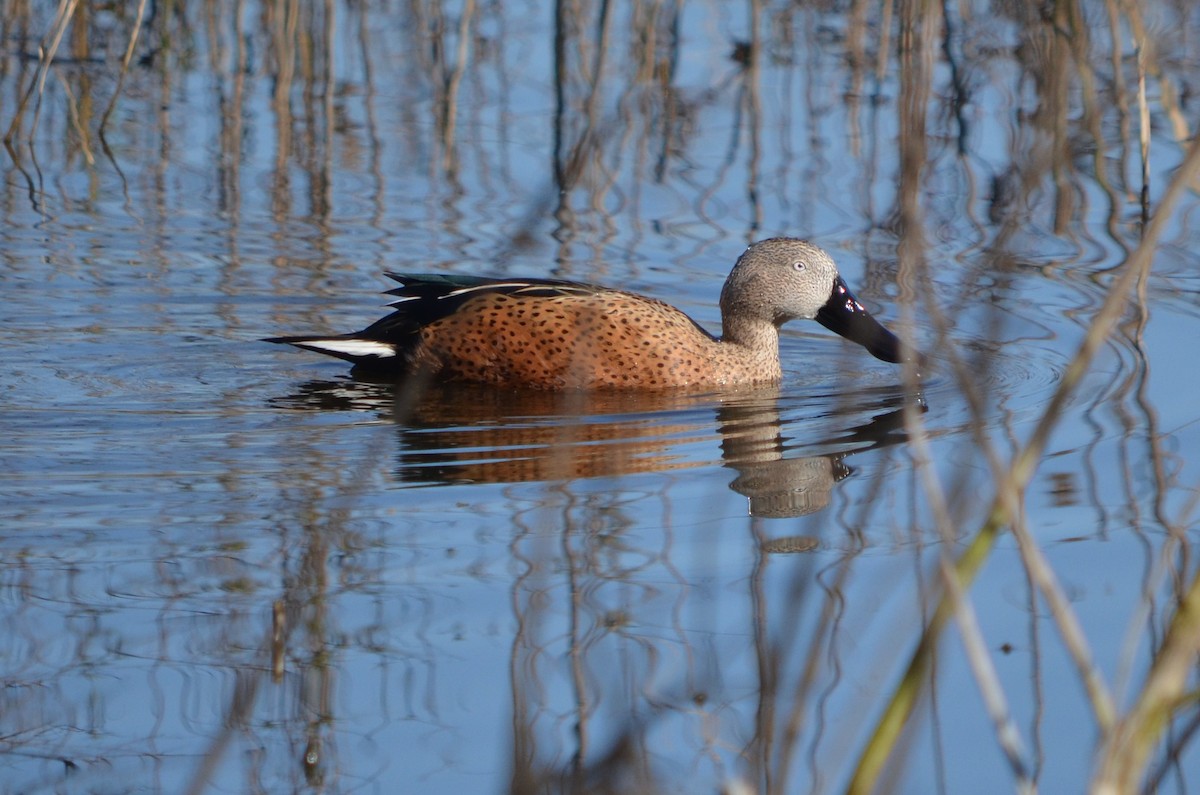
[720,238,909,364]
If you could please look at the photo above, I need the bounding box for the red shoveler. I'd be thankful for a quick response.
[266,238,910,389]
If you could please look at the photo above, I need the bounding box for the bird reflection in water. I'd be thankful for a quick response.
[272,377,923,522]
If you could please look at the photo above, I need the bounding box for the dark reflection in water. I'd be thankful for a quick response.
[273,378,919,517]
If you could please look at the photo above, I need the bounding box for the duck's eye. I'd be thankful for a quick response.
[792,260,806,271]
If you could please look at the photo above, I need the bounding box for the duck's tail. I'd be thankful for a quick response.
[264,334,400,365]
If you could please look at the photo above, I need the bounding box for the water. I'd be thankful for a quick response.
[3,1,1200,792]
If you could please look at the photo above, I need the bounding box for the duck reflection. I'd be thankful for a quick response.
[274,377,920,519]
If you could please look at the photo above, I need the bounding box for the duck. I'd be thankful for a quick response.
[266,238,911,390]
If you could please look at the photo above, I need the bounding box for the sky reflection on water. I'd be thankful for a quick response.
[3,1,1200,793]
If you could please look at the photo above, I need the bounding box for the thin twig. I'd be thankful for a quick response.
[5,0,80,144]
[1136,34,1150,227]
[912,399,1036,787]
[1093,490,1200,793]
[56,69,94,165]
[99,0,150,136]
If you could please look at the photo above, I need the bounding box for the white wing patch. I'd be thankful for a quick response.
[443,282,529,298]
[300,339,397,358]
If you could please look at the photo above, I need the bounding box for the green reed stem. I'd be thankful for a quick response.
[847,121,1200,795]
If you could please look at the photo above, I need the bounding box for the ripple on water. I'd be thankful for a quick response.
[917,339,1070,430]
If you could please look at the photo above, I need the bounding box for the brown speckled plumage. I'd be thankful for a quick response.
[267,238,907,390]
[406,292,769,389]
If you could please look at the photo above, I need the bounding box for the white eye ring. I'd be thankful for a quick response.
[792,260,806,271]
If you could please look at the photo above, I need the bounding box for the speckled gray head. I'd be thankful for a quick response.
[720,238,906,364]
